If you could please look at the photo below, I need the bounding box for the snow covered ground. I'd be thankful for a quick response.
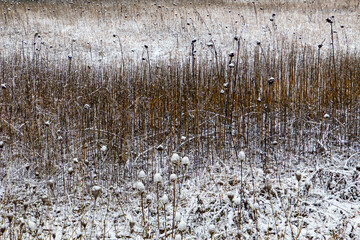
[1,0,359,65]
[1,149,360,239]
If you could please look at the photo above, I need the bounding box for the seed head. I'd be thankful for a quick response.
[138,170,146,180]
[136,181,145,193]
[154,173,162,183]
[182,156,190,166]
[208,224,216,236]
[100,145,107,152]
[171,153,181,165]
[305,181,312,191]
[326,17,333,24]
[160,194,168,205]
[268,77,275,84]
[239,151,245,161]
[295,171,302,182]
[91,185,101,199]
[170,174,177,182]
[178,220,186,232]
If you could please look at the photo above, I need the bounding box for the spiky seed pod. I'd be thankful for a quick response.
[73,158,79,164]
[0,141,4,149]
[156,144,164,151]
[324,113,330,119]
[326,17,333,24]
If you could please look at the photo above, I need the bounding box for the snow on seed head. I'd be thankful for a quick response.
[139,171,146,180]
[91,185,101,199]
[47,179,54,190]
[100,145,107,152]
[170,174,177,182]
[156,144,164,151]
[160,194,168,205]
[136,181,145,193]
[234,197,241,206]
[239,151,245,161]
[0,141,4,149]
[84,104,90,110]
[175,212,181,222]
[182,156,190,166]
[171,153,181,165]
[175,234,181,240]
[229,62,235,68]
[208,224,216,236]
[154,173,162,183]
[324,113,330,119]
[178,220,186,232]
[268,77,275,85]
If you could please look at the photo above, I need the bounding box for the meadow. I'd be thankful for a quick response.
[0,0,360,239]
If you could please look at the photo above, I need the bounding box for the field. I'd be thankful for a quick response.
[1,0,360,239]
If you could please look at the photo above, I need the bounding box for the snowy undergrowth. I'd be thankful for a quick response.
[1,150,360,239]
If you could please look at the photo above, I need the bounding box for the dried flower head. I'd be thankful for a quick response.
[171,153,181,165]
[154,173,163,183]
